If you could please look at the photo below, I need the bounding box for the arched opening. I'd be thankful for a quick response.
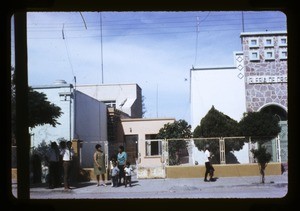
[260,105,287,121]
[260,104,288,164]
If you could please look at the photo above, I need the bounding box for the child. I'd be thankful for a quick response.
[110,161,119,187]
[109,155,117,186]
[124,161,133,187]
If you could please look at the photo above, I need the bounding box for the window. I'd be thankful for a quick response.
[249,50,260,61]
[102,100,116,108]
[279,49,288,60]
[145,139,162,156]
[249,38,259,48]
[278,37,287,47]
[264,37,274,47]
[264,50,275,60]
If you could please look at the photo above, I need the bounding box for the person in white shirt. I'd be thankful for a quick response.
[124,161,133,187]
[60,141,74,190]
[204,144,215,182]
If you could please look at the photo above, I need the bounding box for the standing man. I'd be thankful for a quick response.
[204,144,215,182]
[60,141,74,190]
[46,141,60,189]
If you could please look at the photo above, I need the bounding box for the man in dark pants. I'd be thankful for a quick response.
[204,144,215,182]
[60,141,74,190]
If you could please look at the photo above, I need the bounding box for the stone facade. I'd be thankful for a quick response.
[241,31,287,112]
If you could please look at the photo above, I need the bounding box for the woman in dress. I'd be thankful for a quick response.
[93,144,106,186]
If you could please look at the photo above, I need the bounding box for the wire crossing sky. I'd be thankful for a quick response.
[12,11,287,123]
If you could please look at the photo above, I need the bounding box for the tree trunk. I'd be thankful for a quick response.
[260,163,266,183]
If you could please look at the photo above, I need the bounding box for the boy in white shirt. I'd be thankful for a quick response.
[124,161,133,187]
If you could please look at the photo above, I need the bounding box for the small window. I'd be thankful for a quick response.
[264,50,275,60]
[279,49,287,60]
[102,100,116,108]
[249,51,260,61]
[145,140,162,156]
[279,37,287,47]
[249,38,259,48]
[264,37,274,47]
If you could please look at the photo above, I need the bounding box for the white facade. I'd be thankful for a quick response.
[190,53,248,164]
[31,80,108,168]
[190,66,246,130]
[76,83,143,118]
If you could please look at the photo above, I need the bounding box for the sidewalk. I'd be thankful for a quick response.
[11,172,288,199]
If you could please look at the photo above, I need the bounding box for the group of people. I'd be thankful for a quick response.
[46,141,214,191]
[93,145,133,188]
[45,140,74,190]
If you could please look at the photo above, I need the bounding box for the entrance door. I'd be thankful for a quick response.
[124,135,138,165]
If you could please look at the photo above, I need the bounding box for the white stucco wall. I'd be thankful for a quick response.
[190,66,248,164]
[191,67,246,130]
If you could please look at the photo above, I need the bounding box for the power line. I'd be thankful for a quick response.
[100,12,104,84]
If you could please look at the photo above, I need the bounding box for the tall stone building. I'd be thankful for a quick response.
[240,31,288,162]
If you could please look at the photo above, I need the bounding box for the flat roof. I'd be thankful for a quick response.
[121,118,176,122]
[191,66,236,71]
[76,83,141,89]
[240,31,287,37]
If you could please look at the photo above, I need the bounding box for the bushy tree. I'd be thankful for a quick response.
[11,67,63,144]
[156,119,192,165]
[193,106,243,163]
[239,111,281,144]
[251,146,272,183]
[240,111,281,183]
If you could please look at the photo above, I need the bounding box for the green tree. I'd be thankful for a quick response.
[11,67,63,145]
[239,111,281,144]
[239,111,281,183]
[193,106,243,163]
[251,146,272,183]
[156,119,192,165]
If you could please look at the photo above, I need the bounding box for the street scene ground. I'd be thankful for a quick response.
[11,172,288,199]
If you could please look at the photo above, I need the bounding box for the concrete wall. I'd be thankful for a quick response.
[166,163,282,178]
[74,90,107,168]
[11,163,282,181]
[76,83,143,118]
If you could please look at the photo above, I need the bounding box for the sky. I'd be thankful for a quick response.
[12,11,287,124]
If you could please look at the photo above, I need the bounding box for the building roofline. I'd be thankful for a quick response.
[121,118,176,122]
[240,30,287,37]
[76,83,141,88]
[191,66,236,71]
[32,83,73,89]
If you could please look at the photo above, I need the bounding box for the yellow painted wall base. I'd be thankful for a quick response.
[166,163,282,178]
[11,163,282,180]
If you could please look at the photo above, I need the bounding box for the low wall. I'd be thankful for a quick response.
[166,163,282,178]
[11,163,283,180]
[137,166,165,179]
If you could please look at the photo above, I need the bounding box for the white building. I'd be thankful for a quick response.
[76,83,143,118]
[31,80,107,167]
[190,53,248,164]
[190,31,288,165]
